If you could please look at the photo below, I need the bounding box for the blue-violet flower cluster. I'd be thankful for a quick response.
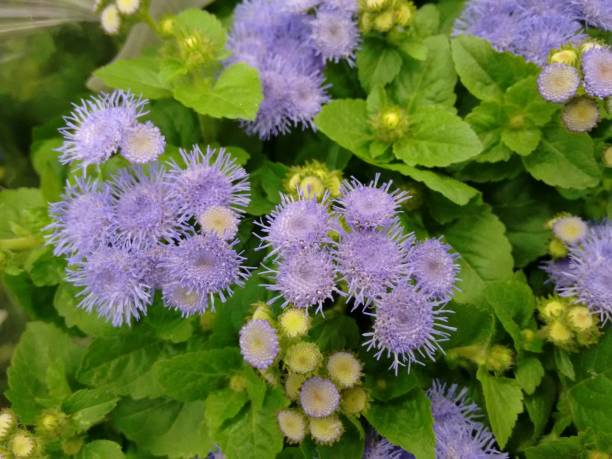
[256,174,459,372]
[47,144,251,326]
[227,0,359,139]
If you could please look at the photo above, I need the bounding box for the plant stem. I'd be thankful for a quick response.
[0,236,44,251]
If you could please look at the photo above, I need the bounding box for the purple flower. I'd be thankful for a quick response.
[264,246,339,313]
[335,226,412,308]
[309,7,359,64]
[582,47,612,99]
[120,121,166,164]
[160,233,250,315]
[537,63,581,103]
[558,222,612,323]
[166,145,250,221]
[428,380,481,426]
[573,0,612,31]
[364,283,453,373]
[67,244,152,326]
[409,238,460,301]
[239,319,280,369]
[257,192,334,254]
[57,90,146,167]
[542,258,574,289]
[300,376,340,418]
[109,164,187,249]
[283,0,320,12]
[45,177,113,260]
[364,435,412,459]
[335,175,409,230]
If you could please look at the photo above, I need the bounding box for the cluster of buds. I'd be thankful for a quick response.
[283,161,342,200]
[0,409,39,458]
[239,304,368,445]
[447,344,514,375]
[358,0,417,33]
[537,42,611,133]
[369,106,410,144]
[95,0,142,35]
[537,297,601,351]
[545,214,589,259]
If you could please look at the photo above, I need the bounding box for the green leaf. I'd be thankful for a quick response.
[155,348,242,401]
[76,440,125,459]
[356,40,402,91]
[173,9,227,50]
[94,57,171,99]
[524,437,583,459]
[413,4,440,38]
[515,357,545,395]
[393,35,456,111]
[310,315,360,353]
[393,108,482,167]
[381,162,479,205]
[143,302,193,343]
[523,125,601,190]
[76,332,165,398]
[451,35,537,102]
[204,388,249,433]
[477,367,524,449]
[63,389,119,432]
[524,377,556,439]
[217,387,289,459]
[0,187,46,238]
[465,101,512,163]
[30,138,65,202]
[567,331,612,449]
[484,280,535,347]
[363,352,418,402]
[113,398,212,458]
[445,302,495,349]
[315,99,372,158]
[555,349,576,381]
[445,207,514,305]
[6,322,84,423]
[365,389,435,459]
[54,282,116,337]
[173,63,262,120]
[501,128,541,157]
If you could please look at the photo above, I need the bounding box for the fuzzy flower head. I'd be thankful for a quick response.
[310,7,359,64]
[67,245,151,326]
[335,226,412,308]
[277,409,307,443]
[239,319,280,369]
[160,234,250,314]
[428,381,481,426]
[559,223,612,322]
[285,341,323,374]
[110,165,186,249]
[537,63,580,103]
[340,386,369,415]
[120,121,165,164]
[286,373,307,400]
[300,376,340,418]
[561,97,600,132]
[265,247,339,312]
[336,174,409,230]
[101,4,120,34]
[9,430,37,459]
[58,90,146,167]
[434,421,508,459]
[409,238,460,301]
[0,409,16,441]
[116,0,140,15]
[309,415,344,445]
[326,352,362,388]
[198,206,239,241]
[166,145,250,220]
[582,47,612,99]
[364,436,410,459]
[258,193,334,254]
[364,283,453,373]
[45,177,113,260]
[552,216,588,245]
[573,0,612,31]
[279,308,311,338]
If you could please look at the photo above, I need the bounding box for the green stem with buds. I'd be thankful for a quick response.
[0,236,44,251]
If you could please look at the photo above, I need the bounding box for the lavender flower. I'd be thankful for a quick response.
[166,145,250,221]
[428,381,481,425]
[335,226,412,308]
[537,63,581,103]
[46,177,113,260]
[239,319,280,369]
[300,376,340,418]
[557,222,612,322]
[363,435,412,459]
[335,175,409,230]
[409,238,460,301]
[57,90,146,167]
[120,121,166,164]
[160,234,250,315]
[573,0,612,31]
[67,245,151,326]
[582,47,612,99]
[364,283,453,373]
[257,193,334,254]
[310,7,359,64]
[542,258,574,289]
[109,165,187,249]
[264,246,339,313]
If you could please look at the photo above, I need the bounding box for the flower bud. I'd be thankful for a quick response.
[373,10,395,33]
[370,106,409,143]
[327,352,362,388]
[285,373,307,400]
[550,49,578,66]
[567,306,595,332]
[309,415,344,445]
[484,345,514,374]
[9,430,37,458]
[199,311,216,331]
[341,386,369,415]
[252,302,273,322]
[603,146,612,168]
[36,409,67,438]
[561,97,600,133]
[279,308,311,338]
[547,321,573,348]
[394,1,416,28]
[539,298,567,321]
[285,342,323,374]
[229,373,248,392]
[548,238,568,258]
[277,409,306,443]
[62,436,84,456]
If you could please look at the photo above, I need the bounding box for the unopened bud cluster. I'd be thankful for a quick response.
[359,0,417,33]
[95,0,142,35]
[284,161,343,200]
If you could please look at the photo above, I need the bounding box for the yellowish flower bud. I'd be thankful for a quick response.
[550,49,578,66]
[9,430,36,458]
[252,302,273,322]
[0,409,16,441]
[370,106,409,143]
[285,373,307,400]
[603,146,612,168]
[199,311,216,331]
[278,409,306,443]
[539,299,567,321]
[326,352,362,388]
[229,373,248,392]
[309,415,344,445]
[484,345,514,374]
[279,308,311,338]
[62,437,84,456]
[394,1,416,27]
[567,306,594,332]
[341,386,369,415]
[547,321,573,347]
[373,10,395,33]
[285,342,323,374]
